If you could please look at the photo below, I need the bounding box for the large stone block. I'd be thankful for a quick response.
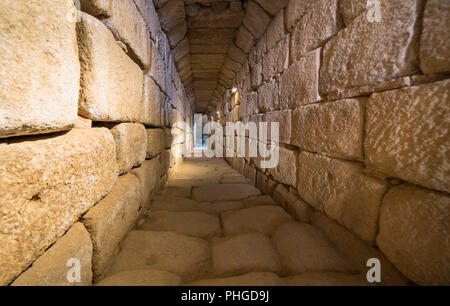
[0,1,80,138]
[377,184,450,286]
[255,0,288,16]
[0,128,117,285]
[77,12,143,122]
[243,1,271,40]
[290,0,341,61]
[279,48,321,108]
[235,26,256,54]
[110,123,147,174]
[142,76,163,127]
[266,9,286,51]
[285,0,315,32]
[131,157,161,209]
[292,98,365,161]
[103,0,151,69]
[365,80,450,193]
[267,147,297,188]
[82,173,143,280]
[338,0,368,26]
[11,223,93,286]
[262,35,289,81]
[311,211,409,285]
[420,0,450,74]
[297,152,387,245]
[146,128,166,159]
[133,0,161,40]
[80,0,111,16]
[320,0,423,94]
[257,79,279,112]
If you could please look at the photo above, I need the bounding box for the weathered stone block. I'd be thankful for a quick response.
[133,0,161,40]
[142,75,163,127]
[290,0,341,61]
[11,223,92,286]
[262,110,292,145]
[262,35,289,81]
[0,128,117,285]
[273,185,312,223]
[338,0,368,26]
[297,152,387,245]
[255,0,288,16]
[377,184,450,286]
[80,0,111,16]
[157,0,185,33]
[235,26,256,53]
[268,147,297,188]
[146,128,166,159]
[103,0,151,69]
[279,48,321,108]
[77,12,143,122]
[110,123,147,174]
[320,0,422,94]
[243,1,271,40]
[420,0,450,74]
[266,9,286,51]
[285,0,315,32]
[0,0,80,138]
[292,98,365,161]
[131,157,160,209]
[82,173,143,280]
[365,80,450,193]
[257,79,279,112]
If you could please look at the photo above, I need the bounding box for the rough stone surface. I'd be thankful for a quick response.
[96,269,182,286]
[266,9,286,51]
[107,231,211,281]
[279,48,321,108]
[338,0,368,26]
[262,36,289,81]
[235,26,257,53]
[192,184,261,202]
[142,211,221,238]
[82,173,143,280]
[187,272,283,286]
[243,1,271,40]
[131,157,161,210]
[111,123,147,174]
[80,0,112,16]
[290,0,341,61]
[365,80,450,193]
[0,1,80,138]
[291,98,365,161]
[320,0,422,94]
[255,0,288,16]
[77,12,143,122]
[273,185,312,223]
[11,223,93,286]
[377,184,450,286]
[212,233,282,277]
[267,147,297,187]
[222,206,292,236]
[146,129,166,159]
[420,0,450,74]
[142,76,163,127]
[272,222,356,274]
[103,0,151,69]
[311,211,409,285]
[0,128,117,285]
[297,152,387,244]
[285,0,315,32]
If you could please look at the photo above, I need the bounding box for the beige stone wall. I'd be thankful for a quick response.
[0,0,193,285]
[212,0,449,285]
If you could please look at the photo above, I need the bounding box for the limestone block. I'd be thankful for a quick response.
[272,222,357,274]
[338,0,368,26]
[291,98,365,161]
[377,184,450,286]
[212,233,282,277]
[146,128,166,159]
[262,110,292,145]
[0,0,80,138]
[279,48,321,108]
[11,223,93,286]
[285,0,315,32]
[142,76,163,127]
[243,1,271,40]
[77,12,143,122]
[262,35,289,81]
[420,0,450,74]
[311,211,409,285]
[133,0,161,40]
[80,0,111,16]
[149,45,166,91]
[131,157,161,209]
[103,0,151,69]
[257,80,279,112]
[365,80,450,193]
[0,128,117,285]
[110,123,147,174]
[157,0,185,32]
[273,185,312,223]
[235,26,256,53]
[75,116,93,129]
[255,0,288,16]
[82,173,143,280]
[267,146,297,188]
[297,152,387,244]
[266,9,286,51]
[320,0,422,94]
[167,22,187,49]
[290,0,341,61]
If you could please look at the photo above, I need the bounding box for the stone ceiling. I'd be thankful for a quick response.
[154,0,288,112]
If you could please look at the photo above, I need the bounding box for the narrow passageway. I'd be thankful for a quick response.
[97,157,366,286]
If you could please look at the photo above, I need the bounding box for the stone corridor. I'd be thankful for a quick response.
[97,158,367,286]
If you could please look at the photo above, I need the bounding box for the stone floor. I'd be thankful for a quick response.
[97,158,371,286]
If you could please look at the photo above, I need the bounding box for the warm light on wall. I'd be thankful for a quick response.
[231,87,238,94]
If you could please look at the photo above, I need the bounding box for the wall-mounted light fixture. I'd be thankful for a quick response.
[231,87,238,94]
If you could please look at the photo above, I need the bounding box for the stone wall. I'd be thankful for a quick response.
[0,0,193,285]
[211,0,449,286]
